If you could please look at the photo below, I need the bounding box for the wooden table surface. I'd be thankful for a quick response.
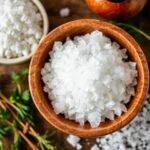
[0,0,150,149]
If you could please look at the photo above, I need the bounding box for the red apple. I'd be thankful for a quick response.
[86,0,147,20]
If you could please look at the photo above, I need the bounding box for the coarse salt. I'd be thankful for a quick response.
[59,8,70,17]
[0,0,43,58]
[66,94,150,149]
[95,94,150,150]
[67,135,81,147]
[41,30,137,128]
[90,145,100,150]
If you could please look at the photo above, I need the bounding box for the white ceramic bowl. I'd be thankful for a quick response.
[0,0,49,65]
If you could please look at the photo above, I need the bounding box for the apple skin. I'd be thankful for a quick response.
[86,0,147,20]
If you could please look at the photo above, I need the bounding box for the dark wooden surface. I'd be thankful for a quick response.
[0,0,150,149]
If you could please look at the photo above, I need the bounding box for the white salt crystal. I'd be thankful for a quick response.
[76,143,82,150]
[0,0,43,59]
[67,135,80,147]
[96,138,100,143]
[59,8,70,17]
[5,50,12,58]
[90,144,99,150]
[94,95,150,149]
[87,112,101,128]
[42,31,137,128]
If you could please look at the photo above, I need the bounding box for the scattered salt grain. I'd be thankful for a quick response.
[59,8,70,17]
[41,30,137,128]
[94,95,150,150]
[96,138,100,143]
[76,143,82,150]
[67,94,150,149]
[67,135,80,147]
[0,0,43,58]
[90,144,100,150]
[67,135,81,147]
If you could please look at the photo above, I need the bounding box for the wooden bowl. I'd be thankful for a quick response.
[0,0,49,65]
[29,19,149,138]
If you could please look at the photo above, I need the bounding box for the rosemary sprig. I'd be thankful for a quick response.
[0,69,58,150]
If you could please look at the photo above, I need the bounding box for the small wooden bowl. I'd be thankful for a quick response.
[29,19,149,138]
[0,0,49,65]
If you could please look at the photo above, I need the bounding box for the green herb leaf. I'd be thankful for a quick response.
[11,131,22,150]
[0,70,59,150]
[0,140,4,150]
[21,67,29,76]
[9,89,20,102]
[0,109,11,120]
[37,131,56,150]
[11,143,18,150]
[11,72,21,84]
[21,90,30,102]
[11,121,17,132]
[0,124,11,138]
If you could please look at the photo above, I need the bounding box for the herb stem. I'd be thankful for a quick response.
[23,122,29,134]
[0,92,18,112]
[0,102,37,150]
[0,101,6,109]
[115,22,150,41]
[18,131,39,150]
[0,93,32,136]
[0,94,47,149]
[17,84,21,94]
[28,127,39,140]
[1,99,26,131]
[6,120,38,150]
[0,71,57,150]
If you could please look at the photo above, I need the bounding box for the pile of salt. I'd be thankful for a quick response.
[0,0,43,58]
[41,30,137,128]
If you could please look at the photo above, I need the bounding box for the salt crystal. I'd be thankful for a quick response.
[76,143,82,150]
[90,144,99,150]
[42,31,137,128]
[94,95,150,149]
[0,0,43,59]
[67,135,80,147]
[96,138,100,143]
[59,8,70,17]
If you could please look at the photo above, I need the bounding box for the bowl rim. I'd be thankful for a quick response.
[0,0,49,65]
[29,19,149,137]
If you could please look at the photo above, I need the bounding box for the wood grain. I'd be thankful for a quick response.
[29,19,149,138]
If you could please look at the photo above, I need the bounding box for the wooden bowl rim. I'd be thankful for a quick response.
[29,19,149,137]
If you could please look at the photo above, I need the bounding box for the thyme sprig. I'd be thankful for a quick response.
[0,68,58,150]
